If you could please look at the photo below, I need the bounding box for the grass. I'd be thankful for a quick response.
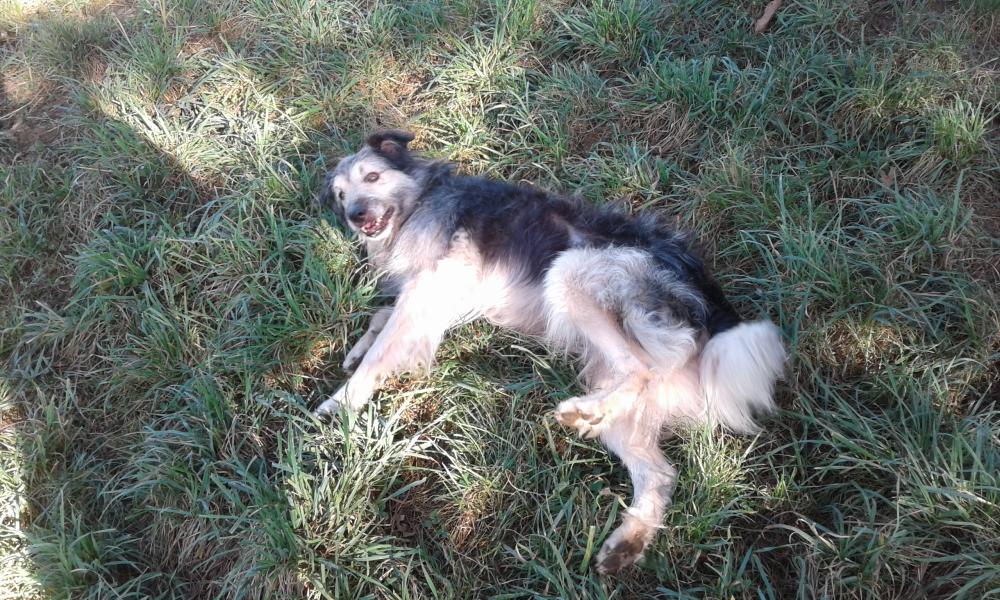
[1,0,998,597]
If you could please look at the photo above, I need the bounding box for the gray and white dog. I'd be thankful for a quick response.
[315,130,786,574]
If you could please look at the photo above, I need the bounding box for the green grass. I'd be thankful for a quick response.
[2,0,999,597]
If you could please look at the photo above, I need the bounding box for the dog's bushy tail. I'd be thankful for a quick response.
[698,321,785,433]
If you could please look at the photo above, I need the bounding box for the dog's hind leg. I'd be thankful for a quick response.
[549,300,654,438]
[595,409,675,574]
[545,248,697,438]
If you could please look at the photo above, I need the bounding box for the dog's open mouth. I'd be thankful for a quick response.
[360,208,393,237]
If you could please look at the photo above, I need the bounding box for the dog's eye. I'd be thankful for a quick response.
[337,189,344,201]
[364,172,380,183]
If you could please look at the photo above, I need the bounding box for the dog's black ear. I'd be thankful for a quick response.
[367,129,415,164]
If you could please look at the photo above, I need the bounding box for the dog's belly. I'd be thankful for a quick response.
[480,277,548,336]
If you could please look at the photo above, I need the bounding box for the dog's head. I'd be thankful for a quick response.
[319,129,423,242]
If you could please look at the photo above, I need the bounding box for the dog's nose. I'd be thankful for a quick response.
[348,205,368,224]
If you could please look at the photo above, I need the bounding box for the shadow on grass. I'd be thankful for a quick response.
[0,4,586,599]
[2,6,386,598]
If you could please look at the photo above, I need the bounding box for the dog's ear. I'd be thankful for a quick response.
[367,129,415,164]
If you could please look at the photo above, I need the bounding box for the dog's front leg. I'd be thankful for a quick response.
[342,306,394,372]
[314,262,477,416]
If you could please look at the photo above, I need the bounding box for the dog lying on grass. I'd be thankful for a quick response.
[315,130,786,574]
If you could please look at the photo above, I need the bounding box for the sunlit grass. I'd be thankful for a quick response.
[1,0,999,598]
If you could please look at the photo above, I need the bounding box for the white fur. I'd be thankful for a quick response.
[595,410,677,573]
[341,306,393,372]
[698,320,786,434]
[543,247,700,380]
[314,233,485,416]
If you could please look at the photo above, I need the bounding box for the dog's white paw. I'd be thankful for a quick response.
[313,385,349,418]
[555,396,612,439]
[595,518,653,575]
[314,379,376,418]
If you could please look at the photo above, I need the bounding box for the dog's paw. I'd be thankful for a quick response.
[595,521,650,575]
[313,398,342,418]
[314,379,375,418]
[313,386,349,418]
[555,396,611,439]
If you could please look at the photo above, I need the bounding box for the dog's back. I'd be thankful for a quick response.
[419,173,742,337]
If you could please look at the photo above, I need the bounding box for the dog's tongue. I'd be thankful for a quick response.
[361,209,392,236]
[362,214,384,235]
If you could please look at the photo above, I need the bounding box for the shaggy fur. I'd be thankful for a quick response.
[315,130,787,574]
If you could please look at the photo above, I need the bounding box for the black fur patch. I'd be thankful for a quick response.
[367,129,415,170]
[413,174,743,336]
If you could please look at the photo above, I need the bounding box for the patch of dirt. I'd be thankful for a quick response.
[0,64,61,154]
[2,105,67,152]
[0,44,109,156]
[965,162,1000,240]
[80,54,110,88]
[567,117,612,155]
[87,0,138,22]
[217,15,256,45]
[367,62,433,127]
[0,406,22,433]
[181,33,224,57]
[396,393,442,433]
[814,319,909,382]
[445,484,494,551]
[861,0,897,36]
[387,459,442,543]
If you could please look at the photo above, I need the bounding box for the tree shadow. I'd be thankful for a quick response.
[0,2,572,598]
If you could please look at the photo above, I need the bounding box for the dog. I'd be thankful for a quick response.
[314,130,786,574]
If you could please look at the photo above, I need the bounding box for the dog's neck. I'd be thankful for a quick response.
[363,236,393,271]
